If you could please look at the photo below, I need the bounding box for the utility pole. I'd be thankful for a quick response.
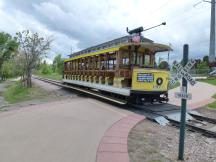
[70,46,73,55]
[194,0,216,65]
[209,0,216,64]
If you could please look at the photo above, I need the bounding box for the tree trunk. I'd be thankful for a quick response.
[26,71,32,87]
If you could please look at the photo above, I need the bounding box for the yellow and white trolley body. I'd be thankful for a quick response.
[63,35,171,104]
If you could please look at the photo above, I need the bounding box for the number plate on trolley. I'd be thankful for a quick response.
[137,73,154,82]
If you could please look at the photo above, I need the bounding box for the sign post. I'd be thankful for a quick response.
[169,44,196,160]
[178,44,189,160]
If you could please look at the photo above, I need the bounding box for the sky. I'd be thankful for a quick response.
[0,0,212,63]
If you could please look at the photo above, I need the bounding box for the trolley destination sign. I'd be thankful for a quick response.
[169,59,196,87]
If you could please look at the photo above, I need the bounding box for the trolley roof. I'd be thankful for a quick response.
[64,36,172,62]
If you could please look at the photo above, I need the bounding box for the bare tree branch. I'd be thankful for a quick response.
[16,30,52,87]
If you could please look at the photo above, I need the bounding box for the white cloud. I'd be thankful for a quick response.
[0,0,213,62]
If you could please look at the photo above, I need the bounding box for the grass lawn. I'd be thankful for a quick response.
[0,80,5,83]
[197,78,216,109]
[4,82,50,104]
[169,81,180,90]
[208,94,216,109]
[36,73,62,81]
[199,78,216,86]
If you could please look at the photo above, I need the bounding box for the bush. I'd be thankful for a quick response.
[4,82,30,103]
[40,63,52,75]
[159,61,169,69]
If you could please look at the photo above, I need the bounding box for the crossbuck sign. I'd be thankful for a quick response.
[169,60,196,87]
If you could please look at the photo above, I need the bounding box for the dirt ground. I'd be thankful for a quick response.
[128,107,216,162]
[0,79,78,112]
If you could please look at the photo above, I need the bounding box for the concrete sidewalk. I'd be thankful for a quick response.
[169,82,216,108]
[0,98,131,162]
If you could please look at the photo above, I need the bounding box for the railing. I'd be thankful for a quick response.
[170,69,211,77]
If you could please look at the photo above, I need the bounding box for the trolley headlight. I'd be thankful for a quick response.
[156,78,163,85]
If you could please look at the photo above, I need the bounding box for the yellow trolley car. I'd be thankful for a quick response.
[63,27,171,104]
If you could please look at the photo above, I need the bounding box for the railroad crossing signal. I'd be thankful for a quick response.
[177,44,197,161]
[170,60,196,87]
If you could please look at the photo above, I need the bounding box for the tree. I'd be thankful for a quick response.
[52,54,64,74]
[14,52,28,86]
[196,61,209,74]
[159,61,169,69]
[40,61,52,75]
[203,55,209,63]
[0,32,18,79]
[1,61,15,80]
[16,30,52,87]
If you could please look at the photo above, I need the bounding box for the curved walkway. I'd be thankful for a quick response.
[168,82,216,109]
[96,114,145,162]
[0,98,131,162]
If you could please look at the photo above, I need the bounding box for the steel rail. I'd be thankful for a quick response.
[33,76,127,105]
[167,118,216,138]
[188,113,216,124]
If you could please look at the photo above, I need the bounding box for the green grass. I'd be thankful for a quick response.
[208,94,216,109]
[3,82,49,104]
[198,78,216,109]
[0,79,5,83]
[208,101,216,109]
[169,81,180,90]
[199,78,216,86]
[36,73,62,81]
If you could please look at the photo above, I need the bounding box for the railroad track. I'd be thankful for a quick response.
[188,112,216,124]
[33,76,62,84]
[132,105,216,138]
[34,76,216,138]
[33,76,127,105]
[168,118,216,138]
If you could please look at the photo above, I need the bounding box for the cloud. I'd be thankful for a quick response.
[0,0,213,63]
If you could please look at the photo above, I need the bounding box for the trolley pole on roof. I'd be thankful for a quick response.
[178,44,189,160]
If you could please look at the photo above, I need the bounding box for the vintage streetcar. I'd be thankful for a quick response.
[63,27,172,104]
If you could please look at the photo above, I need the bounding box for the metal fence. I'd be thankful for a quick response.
[170,68,211,77]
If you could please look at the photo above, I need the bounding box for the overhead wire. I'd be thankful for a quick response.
[146,0,209,29]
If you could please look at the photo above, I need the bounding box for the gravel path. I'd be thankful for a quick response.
[32,78,77,98]
[128,112,216,162]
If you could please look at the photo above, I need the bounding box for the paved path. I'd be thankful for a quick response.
[1,79,214,162]
[169,82,216,108]
[0,98,132,162]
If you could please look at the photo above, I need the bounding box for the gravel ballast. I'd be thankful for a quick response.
[128,116,216,162]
